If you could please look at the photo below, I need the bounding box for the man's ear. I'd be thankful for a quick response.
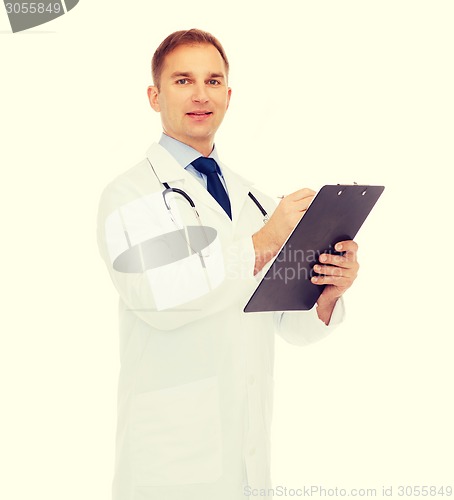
[226,87,232,110]
[147,86,160,112]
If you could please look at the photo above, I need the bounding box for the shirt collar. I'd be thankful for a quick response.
[159,133,221,170]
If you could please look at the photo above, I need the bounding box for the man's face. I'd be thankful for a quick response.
[148,43,231,155]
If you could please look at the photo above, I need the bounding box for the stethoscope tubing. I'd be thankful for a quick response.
[148,159,269,223]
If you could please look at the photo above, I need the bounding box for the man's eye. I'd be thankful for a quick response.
[176,79,190,84]
[208,79,221,85]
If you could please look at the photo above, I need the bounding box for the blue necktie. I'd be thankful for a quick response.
[192,157,232,219]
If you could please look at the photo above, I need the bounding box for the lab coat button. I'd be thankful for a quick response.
[249,447,256,456]
[248,375,255,386]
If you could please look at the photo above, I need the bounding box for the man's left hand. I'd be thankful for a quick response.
[312,240,359,323]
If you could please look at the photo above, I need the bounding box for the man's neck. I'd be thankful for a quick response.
[162,133,213,157]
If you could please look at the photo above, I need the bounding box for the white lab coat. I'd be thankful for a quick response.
[97,143,344,500]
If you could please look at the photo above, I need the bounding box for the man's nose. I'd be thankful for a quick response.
[192,83,209,103]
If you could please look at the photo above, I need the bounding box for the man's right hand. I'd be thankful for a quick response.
[252,188,316,274]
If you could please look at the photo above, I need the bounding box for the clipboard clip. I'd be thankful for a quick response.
[336,183,369,196]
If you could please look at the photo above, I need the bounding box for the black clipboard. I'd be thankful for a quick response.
[243,184,385,312]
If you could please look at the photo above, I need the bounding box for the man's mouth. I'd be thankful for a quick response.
[186,111,213,116]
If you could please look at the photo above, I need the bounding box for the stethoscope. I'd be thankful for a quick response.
[147,158,269,224]
[146,158,269,269]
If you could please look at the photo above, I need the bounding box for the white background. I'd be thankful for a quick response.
[1,1,453,498]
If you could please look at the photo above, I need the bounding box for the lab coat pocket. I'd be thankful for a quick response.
[129,376,222,486]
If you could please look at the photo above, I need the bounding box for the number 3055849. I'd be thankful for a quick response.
[5,3,62,14]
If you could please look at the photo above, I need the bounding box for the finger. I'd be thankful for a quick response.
[292,196,315,212]
[318,253,358,269]
[285,188,316,201]
[278,195,314,216]
[311,274,353,287]
[334,241,358,263]
[334,240,358,255]
[313,264,354,277]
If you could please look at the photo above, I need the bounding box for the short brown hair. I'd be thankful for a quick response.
[152,29,230,89]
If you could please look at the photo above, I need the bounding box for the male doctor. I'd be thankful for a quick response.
[97,29,359,500]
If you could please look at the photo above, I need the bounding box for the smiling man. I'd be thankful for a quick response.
[147,42,231,157]
[97,29,359,500]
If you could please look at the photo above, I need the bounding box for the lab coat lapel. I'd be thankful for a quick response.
[146,144,210,222]
[146,143,253,226]
[146,142,185,183]
[220,162,254,230]
[146,143,223,217]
